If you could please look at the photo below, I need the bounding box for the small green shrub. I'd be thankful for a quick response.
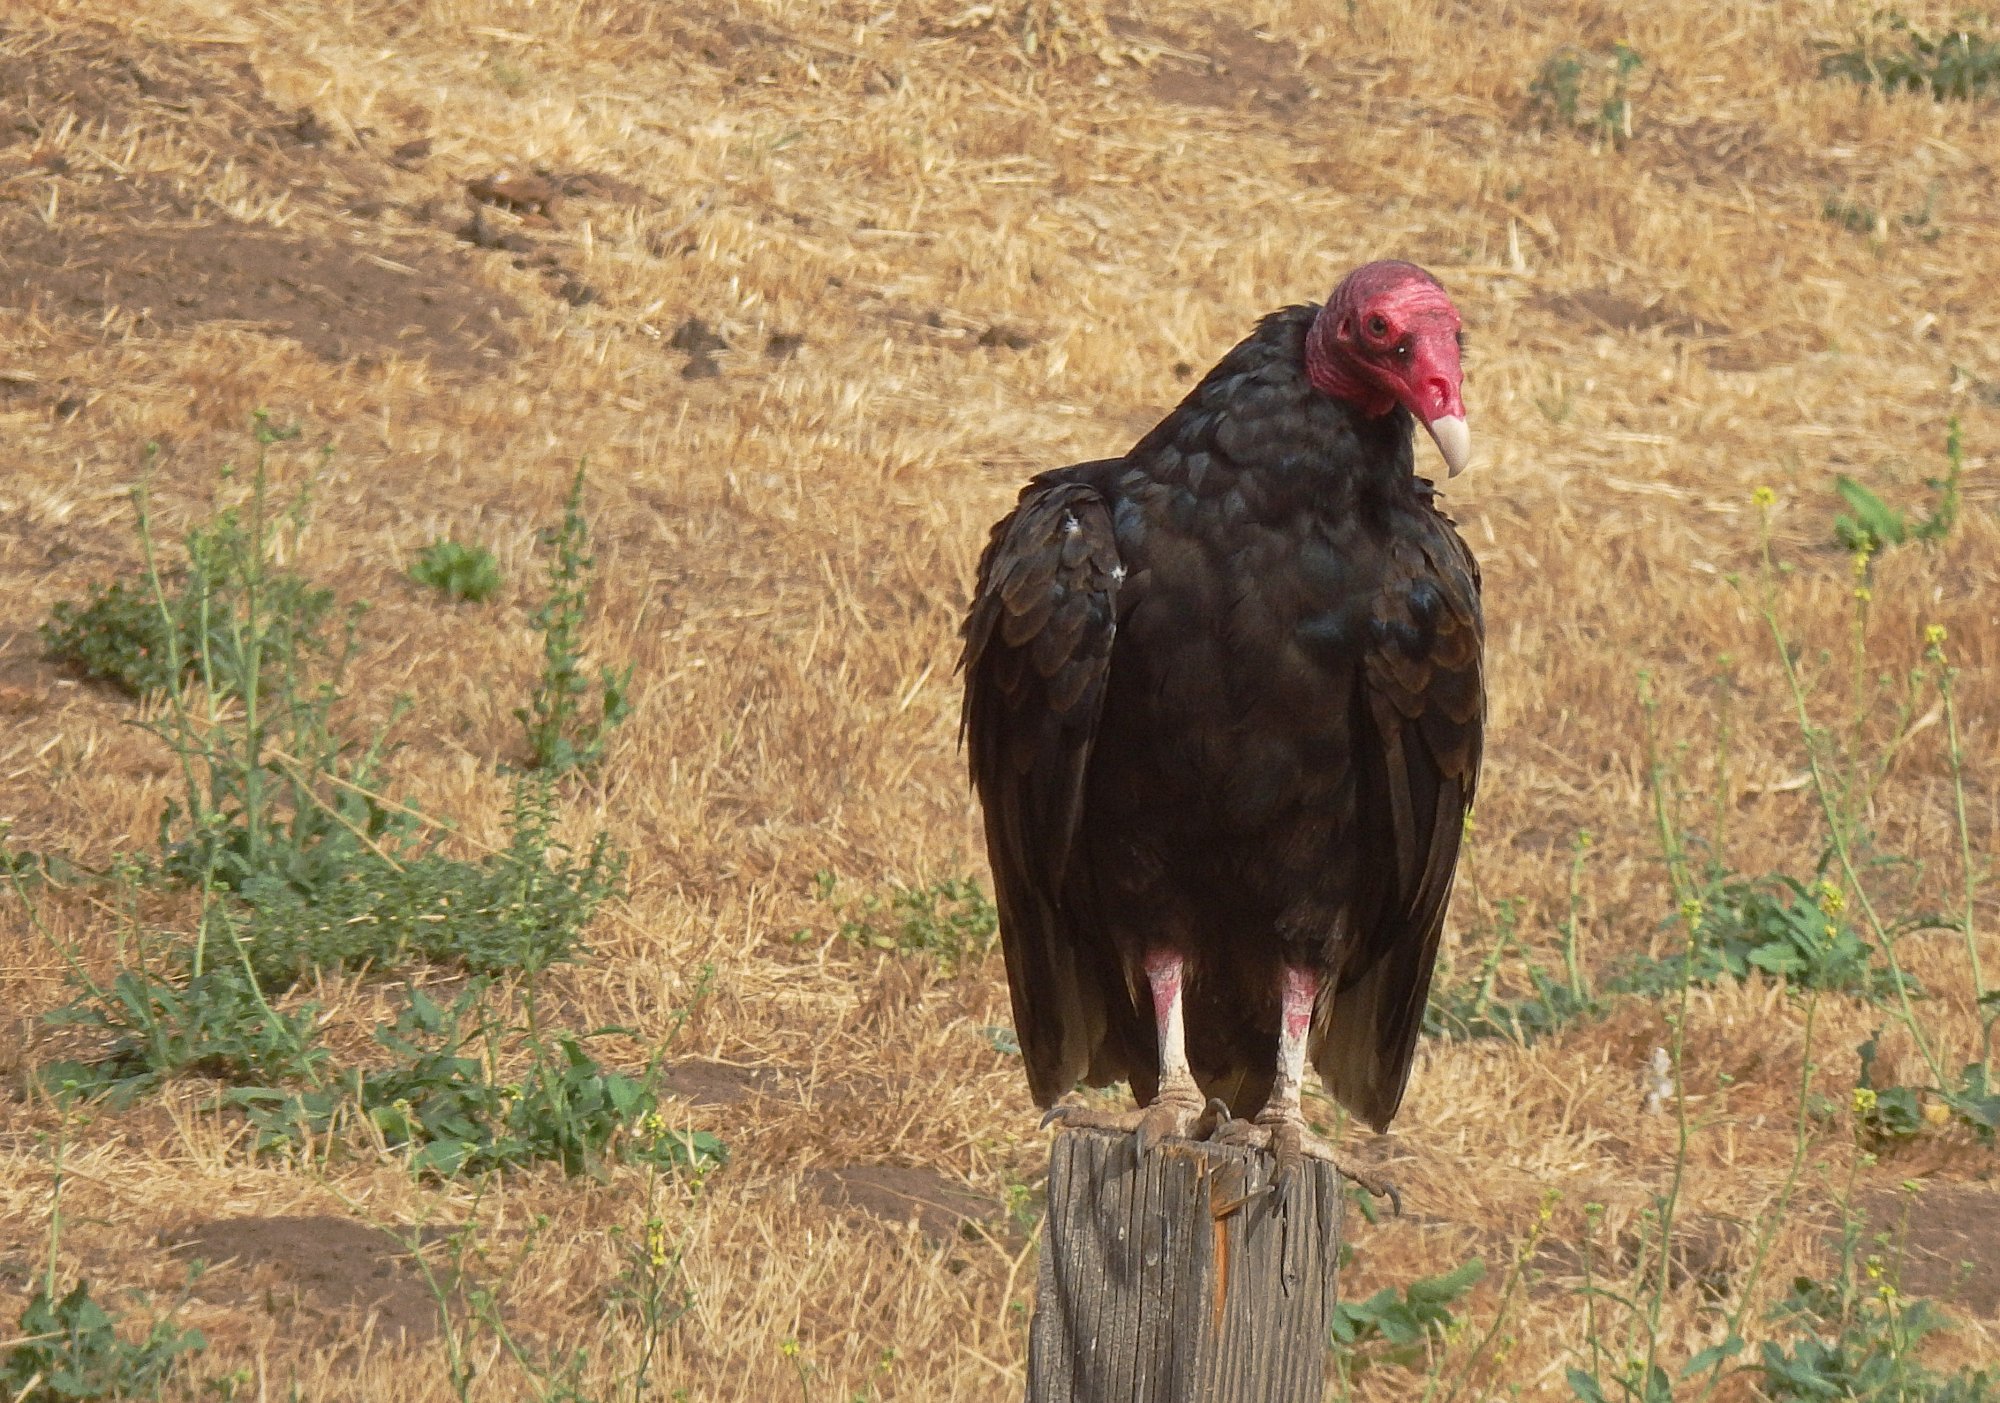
[1832,419,1963,553]
[1854,1033,2000,1149]
[1824,193,1883,236]
[1824,185,1942,243]
[1608,872,1911,1001]
[42,500,336,700]
[1566,1361,1673,1403]
[410,539,502,603]
[1,1278,205,1402]
[53,447,414,899]
[1564,1244,1999,1403]
[830,873,999,971]
[234,774,625,986]
[1330,1257,1484,1365]
[1760,1268,1996,1401]
[1528,43,1643,141]
[236,982,725,1180]
[1428,840,1601,1046]
[28,422,655,1189]
[1821,13,2000,101]
[1428,973,1595,1045]
[40,949,327,1107]
[42,579,197,698]
[517,465,632,773]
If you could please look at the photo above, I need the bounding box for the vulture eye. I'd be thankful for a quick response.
[1365,314,1390,340]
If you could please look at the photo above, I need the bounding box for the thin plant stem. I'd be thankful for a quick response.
[133,479,214,976]
[1935,649,1988,1072]
[7,860,111,1007]
[1561,833,1592,1003]
[1752,519,1945,1086]
[1693,989,1821,1402]
[1435,1189,1557,1403]
[1711,656,1734,859]
[1637,674,1699,1381]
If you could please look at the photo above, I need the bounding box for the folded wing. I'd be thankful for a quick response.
[960,474,1135,1106]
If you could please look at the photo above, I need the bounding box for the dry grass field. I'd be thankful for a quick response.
[2,0,1999,1397]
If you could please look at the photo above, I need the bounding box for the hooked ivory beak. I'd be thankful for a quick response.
[1424,414,1471,478]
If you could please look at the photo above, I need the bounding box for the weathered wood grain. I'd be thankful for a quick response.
[1027,1127,1344,1402]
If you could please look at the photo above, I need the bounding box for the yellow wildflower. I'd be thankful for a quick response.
[1679,897,1703,926]
[646,1217,669,1269]
[1852,1086,1878,1115]
[1751,485,1776,509]
[1816,881,1845,917]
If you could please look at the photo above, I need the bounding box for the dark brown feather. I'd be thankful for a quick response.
[961,476,1139,1105]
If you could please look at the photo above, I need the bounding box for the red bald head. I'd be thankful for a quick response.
[1304,260,1470,476]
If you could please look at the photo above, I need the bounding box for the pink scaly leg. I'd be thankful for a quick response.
[1217,966,1401,1209]
[1132,950,1212,1153]
[1042,950,1216,1152]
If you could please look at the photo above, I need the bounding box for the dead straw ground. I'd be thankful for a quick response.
[1,0,1998,1397]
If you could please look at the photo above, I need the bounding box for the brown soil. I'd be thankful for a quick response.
[1117,17,1317,115]
[0,23,521,372]
[166,1215,445,1344]
[1852,1181,2000,1318]
[802,1164,998,1239]
[2,187,519,371]
[659,1058,782,1106]
[1535,287,1728,338]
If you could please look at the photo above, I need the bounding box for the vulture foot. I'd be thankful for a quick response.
[1041,1085,1217,1156]
[1212,1113,1402,1214]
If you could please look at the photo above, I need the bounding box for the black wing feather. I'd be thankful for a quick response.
[960,473,1131,1107]
[1314,519,1484,1130]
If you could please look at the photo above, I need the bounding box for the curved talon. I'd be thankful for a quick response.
[1133,1088,1210,1157]
[1269,1119,1306,1186]
[1341,1166,1403,1216]
[1208,1116,1268,1149]
[1036,1090,1208,1150]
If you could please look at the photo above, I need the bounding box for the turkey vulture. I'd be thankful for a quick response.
[960,261,1482,1192]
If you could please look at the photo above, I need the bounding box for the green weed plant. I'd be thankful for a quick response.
[411,538,503,603]
[517,466,632,773]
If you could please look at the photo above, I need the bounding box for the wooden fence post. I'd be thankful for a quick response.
[1027,1126,1344,1402]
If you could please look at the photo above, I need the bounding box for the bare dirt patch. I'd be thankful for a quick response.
[659,1058,782,1106]
[802,1164,998,1239]
[0,24,220,133]
[1114,17,1316,114]
[166,1214,444,1343]
[0,24,521,371]
[1535,287,1727,338]
[1850,1182,2000,1318]
[2,187,519,371]
[1531,1213,1745,1301]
